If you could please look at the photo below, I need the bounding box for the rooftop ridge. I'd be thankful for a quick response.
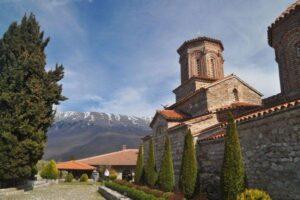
[177,36,224,53]
[268,0,300,46]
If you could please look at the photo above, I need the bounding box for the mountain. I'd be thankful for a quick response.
[44,111,151,161]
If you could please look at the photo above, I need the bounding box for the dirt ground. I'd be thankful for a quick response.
[3,182,105,200]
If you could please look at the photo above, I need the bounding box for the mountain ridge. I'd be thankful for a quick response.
[44,111,151,161]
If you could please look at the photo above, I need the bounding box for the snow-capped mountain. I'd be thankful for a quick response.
[44,111,151,161]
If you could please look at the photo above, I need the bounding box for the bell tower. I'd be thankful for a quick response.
[268,1,300,98]
[173,36,224,101]
[177,36,224,84]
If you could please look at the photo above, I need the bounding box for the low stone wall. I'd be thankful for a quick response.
[98,185,131,200]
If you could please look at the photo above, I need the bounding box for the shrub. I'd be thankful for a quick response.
[105,181,163,200]
[145,138,158,187]
[80,173,88,182]
[134,145,144,184]
[237,189,271,200]
[221,112,245,200]
[158,136,175,192]
[40,160,59,180]
[109,169,118,180]
[65,173,74,182]
[179,130,197,199]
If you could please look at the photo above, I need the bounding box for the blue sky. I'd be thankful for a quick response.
[0,0,294,117]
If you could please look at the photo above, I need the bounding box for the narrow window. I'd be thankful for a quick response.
[297,45,300,57]
[196,58,201,74]
[233,89,239,101]
[210,58,216,77]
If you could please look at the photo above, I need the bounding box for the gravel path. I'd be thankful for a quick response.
[4,183,105,200]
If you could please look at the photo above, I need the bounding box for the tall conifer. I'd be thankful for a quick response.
[0,14,66,186]
[134,145,144,184]
[180,130,197,199]
[220,112,245,200]
[144,138,158,187]
[158,135,175,192]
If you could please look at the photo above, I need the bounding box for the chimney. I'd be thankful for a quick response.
[122,145,127,150]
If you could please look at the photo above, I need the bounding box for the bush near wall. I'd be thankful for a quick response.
[237,189,271,200]
[40,160,59,180]
[65,173,74,182]
[105,181,163,200]
[80,174,88,182]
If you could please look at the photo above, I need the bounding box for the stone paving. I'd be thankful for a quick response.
[3,182,105,200]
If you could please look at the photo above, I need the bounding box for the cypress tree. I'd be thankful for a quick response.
[144,138,158,187]
[158,135,175,192]
[220,112,245,200]
[180,130,197,199]
[134,144,144,184]
[0,14,66,186]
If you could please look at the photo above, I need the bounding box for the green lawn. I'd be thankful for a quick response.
[4,182,105,200]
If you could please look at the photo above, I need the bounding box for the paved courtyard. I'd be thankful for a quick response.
[4,183,105,200]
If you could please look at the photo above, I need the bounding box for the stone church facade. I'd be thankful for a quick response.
[142,2,300,200]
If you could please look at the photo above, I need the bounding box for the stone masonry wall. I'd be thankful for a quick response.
[197,138,224,200]
[196,105,300,200]
[238,105,300,200]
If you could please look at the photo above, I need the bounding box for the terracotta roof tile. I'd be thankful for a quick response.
[77,149,138,166]
[198,131,225,142]
[158,110,188,120]
[268,0,300,46]
[56,160,95,171]
[235,99,300,123]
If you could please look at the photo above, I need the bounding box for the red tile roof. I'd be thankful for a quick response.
[268,0,300,46]
[235,99,300,123]
[150,109,189,127]
[198,131,225,142]
[77,149,138,166]
[158,110,188,120]
[56,160,96,171]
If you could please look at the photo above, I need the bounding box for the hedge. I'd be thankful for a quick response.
[114,180,175,199]
[105,181,164,200]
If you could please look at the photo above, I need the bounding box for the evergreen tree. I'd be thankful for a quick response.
[0,14,66,186]
[220,112,245,200]
[134,144,144,184]
[180,130,197,199]
[40,160,59,180]
[144,138,158,187]
[158,135,175,192]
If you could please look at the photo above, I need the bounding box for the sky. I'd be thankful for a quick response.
[0,0,295,117]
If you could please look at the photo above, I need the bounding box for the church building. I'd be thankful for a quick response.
[142,1,300,200]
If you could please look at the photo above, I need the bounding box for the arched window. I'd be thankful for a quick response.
[233,89,239,101]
